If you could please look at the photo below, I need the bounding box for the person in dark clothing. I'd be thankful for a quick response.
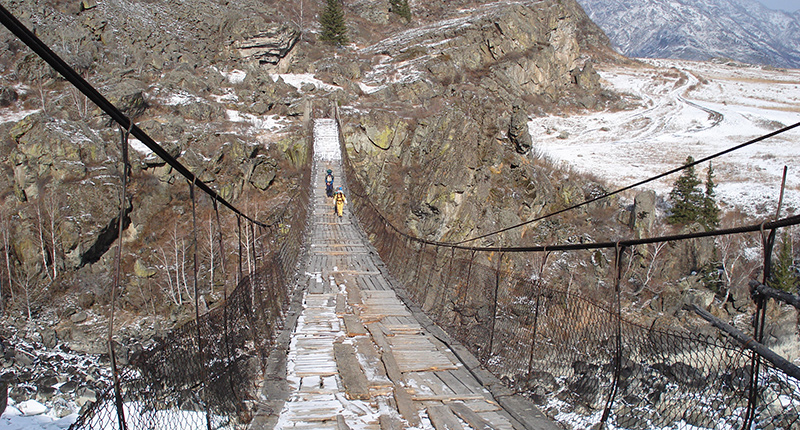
[325,169,334,197]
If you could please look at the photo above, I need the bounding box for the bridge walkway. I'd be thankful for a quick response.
[258,119,557,429]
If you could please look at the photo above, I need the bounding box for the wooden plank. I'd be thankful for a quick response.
[337,415,352,430]
[463,399,502,413]
[393,383,420,427]
[378,414,404,430]
[347,279,363,305]
[427,404,463,430]
[333,342,370,400]
[388,336,458,373]
[353,337,391,387]
[408,372,455,396]
[449,402,494,430]
[473,410,515,430]
[366,323,404,383]
[335,293,347,315]
[343,315,368,336]
[436,370,473,396]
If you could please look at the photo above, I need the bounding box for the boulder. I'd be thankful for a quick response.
[0,87,18,107]
[133,259,157,278]
[234,25,300,66]
[70,312,88,324]
[630,190,656,238]
[508,104,532,155]
[75,387,96,407]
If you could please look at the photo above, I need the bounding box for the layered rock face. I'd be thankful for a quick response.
[341,0,620,244]
[0,0,312,348]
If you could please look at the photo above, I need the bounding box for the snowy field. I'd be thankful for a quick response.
[530,58,800,217]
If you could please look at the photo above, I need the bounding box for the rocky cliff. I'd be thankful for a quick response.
[337,0,624,246]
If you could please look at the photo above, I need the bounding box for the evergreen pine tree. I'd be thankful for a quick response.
[701,162,720,229]
[770,231,797,293]
[319,0,348,45]
[668,156,705,226]
[389,0,412,22]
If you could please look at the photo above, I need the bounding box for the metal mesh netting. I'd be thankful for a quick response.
[340,128,800,429]
[69,132,312,430]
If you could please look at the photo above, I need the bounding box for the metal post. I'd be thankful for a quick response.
[414,243,426,300]
[601,244,625,425]
[237,215,243,286]
[109,125,130,430]
[527,289,542,378]
[190,180,212,430]
[527,251,550,377]
[488,252,503,360]
[458,250,477,327]
[744,225,776,428]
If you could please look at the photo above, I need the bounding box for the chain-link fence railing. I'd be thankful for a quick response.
[338,112,800,429]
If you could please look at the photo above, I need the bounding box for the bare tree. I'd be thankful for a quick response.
[716,233,760,305]
[35,203,52,282]
[42,188,61,280]
[156,246,181,306]
[0,208,11,314]
[17,272,49,322]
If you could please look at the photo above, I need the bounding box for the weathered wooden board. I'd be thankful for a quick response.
[366,323,404,383]
[378,414,404,430]
[427,404,463,430]
[334,342,370,400]
[435,370,474,396]
[449,402,495,430]
[393,383,420,427]
[336,415,352,430]
[353,337,391,387]
[335,293,347,315]
[343,315,368,336]
[388,336,458,373]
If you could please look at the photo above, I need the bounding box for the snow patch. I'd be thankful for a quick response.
[225,110,286,132]
[0,109,39,125]
[221,69,247,84]
[314,119,341,161]
[129,138,153,155]
[271,74,342,92]
[531,58,800,217]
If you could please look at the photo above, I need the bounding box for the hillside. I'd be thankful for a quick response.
[577,0,800,68]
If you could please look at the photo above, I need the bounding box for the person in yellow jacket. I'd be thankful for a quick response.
[333,186,347,218]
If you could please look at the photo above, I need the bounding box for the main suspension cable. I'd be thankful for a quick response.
[454,120,800,245]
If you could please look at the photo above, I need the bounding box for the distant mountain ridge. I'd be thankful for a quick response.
[576,0,800,69]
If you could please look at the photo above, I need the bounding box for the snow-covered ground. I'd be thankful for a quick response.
[530,58,800,217]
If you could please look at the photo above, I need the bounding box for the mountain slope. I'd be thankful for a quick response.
[577,0,800,68]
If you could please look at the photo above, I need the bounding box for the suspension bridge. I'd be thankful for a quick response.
[252,118,559,429]
[2,3,800,430]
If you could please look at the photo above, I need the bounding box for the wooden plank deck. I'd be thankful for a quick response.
[264,119,558,430]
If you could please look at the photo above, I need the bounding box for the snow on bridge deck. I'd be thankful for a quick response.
[254,119,557,430]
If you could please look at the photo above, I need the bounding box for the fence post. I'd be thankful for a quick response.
[527,251,549,377]
[458,250,477,327]
[601,244,625,426]
[414,243,426,301]
[744,226,776,427]
[488,252,503,361]
[237,215,243,286]
[109,125,130,430]
[189,180,213,430]
[421,246,439,313]
[526,288,542,378]
[440,246,456,314]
